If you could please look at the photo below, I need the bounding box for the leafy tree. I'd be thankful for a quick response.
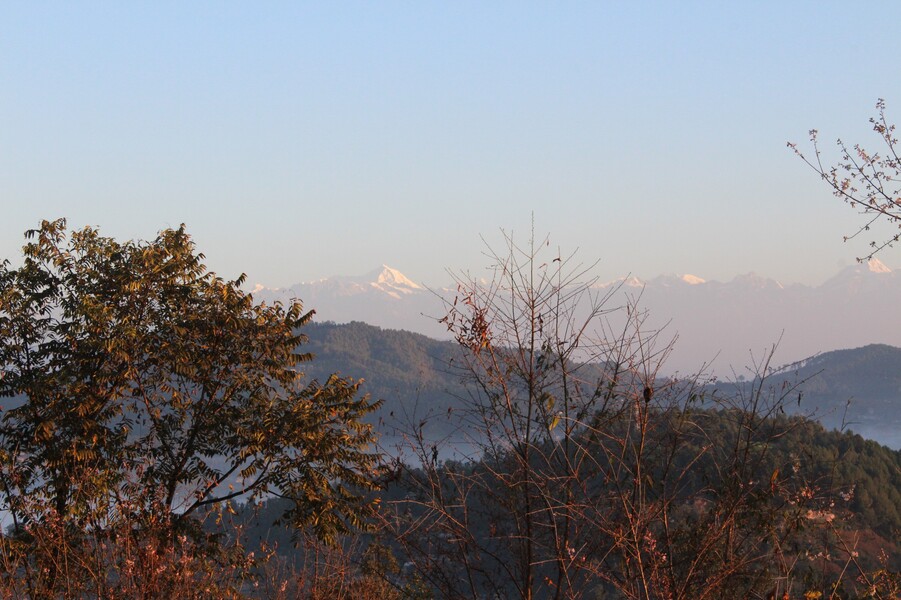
[0,219,382,554]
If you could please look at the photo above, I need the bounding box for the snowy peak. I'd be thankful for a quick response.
[596,275,646,289]
[370,265,423,290]
[824,257,896,287]
[304,265,424,299]
[681,274,706,285]
[649,273,708,287]
[866,258,892,274]
[248,265,424,305]
[600,273,705,290]
[361,265,423,299]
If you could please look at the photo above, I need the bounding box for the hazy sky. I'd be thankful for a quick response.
[4,3,901,288]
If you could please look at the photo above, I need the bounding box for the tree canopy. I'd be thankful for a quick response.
[0,219,382,546]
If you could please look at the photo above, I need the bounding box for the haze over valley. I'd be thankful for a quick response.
[248,260,901,451]
[253,259,901,376]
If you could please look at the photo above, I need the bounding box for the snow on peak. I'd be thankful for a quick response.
[593,275,645,290]
[681,274,706,285]
[354,265,424,299]
[866,258,892,274]
[374,265,422,289]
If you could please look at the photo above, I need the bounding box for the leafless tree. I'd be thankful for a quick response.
[790,99,901,260]
[384,229,832,599]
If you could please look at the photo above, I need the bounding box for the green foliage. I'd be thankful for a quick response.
[0,219,382,554]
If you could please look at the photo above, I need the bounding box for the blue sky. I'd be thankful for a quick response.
[4,2,901,288]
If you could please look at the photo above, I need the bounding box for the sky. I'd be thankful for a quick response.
[4,2,901,289]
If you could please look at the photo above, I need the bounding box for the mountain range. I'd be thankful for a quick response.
[252,259,901,375]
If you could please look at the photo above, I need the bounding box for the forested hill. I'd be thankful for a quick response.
[242,399,901,577]
[744,344,901,447]
[299,320,614,441]
[783,343,901,400]
[793,344,901,445]
[240,322,901,584]
[300,322,901,450]
[299,321,467,437]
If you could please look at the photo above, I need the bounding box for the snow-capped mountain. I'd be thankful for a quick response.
[251,266,440,333]
[250,261,901,375]
[256,265,421,299]
[821,258,896,292]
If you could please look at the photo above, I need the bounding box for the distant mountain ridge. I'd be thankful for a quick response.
[770,343,901,446]
[297,321,901,450]
[252,259,901,375]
